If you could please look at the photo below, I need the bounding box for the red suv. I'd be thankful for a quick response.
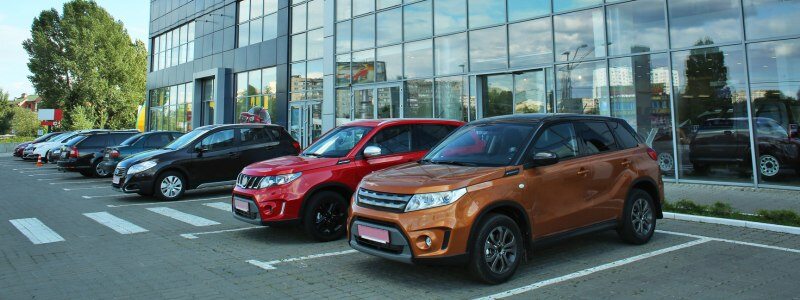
[232,119,464,241]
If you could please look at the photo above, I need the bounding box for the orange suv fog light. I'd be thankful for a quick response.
[416,235,433,250]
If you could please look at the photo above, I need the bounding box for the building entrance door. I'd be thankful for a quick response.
[289,100,322,148]
[200,78,215,126]
[351,83,403,121]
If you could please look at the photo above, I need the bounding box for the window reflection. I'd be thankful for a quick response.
[469,26,507,71]
[405,79,434,117]
[352,15,375,50]
[404,0,432,41]
[554,8,606,62]
[468,0,505,28]
[669,0,742,48]
[404,40,433,79]
[434,0,467,35]
[482,74,514,118]
[606,0,668,56]
[556,60,608,115]
[377,8,402,46]
[673,46,751,182]
[508,0,550,22]
[352,49,376,84]
[435,76,469,121]
[744,0,800,40]
[553,0,602,13]
[435,33,468,76]
[377,45,403,82]
[509,18,553,68]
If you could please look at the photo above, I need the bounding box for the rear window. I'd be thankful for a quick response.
[240,127,276,145]
[576,122,618,155]
[145,133,174,147]
[120,134,145,146]
[609,121,640,149]
[80,135,109,148]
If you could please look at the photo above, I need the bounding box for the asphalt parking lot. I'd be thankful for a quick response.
[1,156,799,299]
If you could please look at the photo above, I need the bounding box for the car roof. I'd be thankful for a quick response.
[341,118,465,127]
[471,113,627,125]
[194,123,284,131]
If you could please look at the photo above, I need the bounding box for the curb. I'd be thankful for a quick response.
[663,212,800,235]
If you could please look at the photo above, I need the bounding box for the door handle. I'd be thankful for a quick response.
[621,160,632,167]
[577,168,590,176]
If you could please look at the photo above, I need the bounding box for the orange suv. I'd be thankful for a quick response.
[348,114,664,284]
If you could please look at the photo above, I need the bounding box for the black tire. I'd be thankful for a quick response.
[137,191,153,197]
[79,169,95,177]
[154,171,186,201]
[618,189,656,245]
[302,191,348,242]
[92,160,112,178]
[468,214,524,284]
[42,151,50,163]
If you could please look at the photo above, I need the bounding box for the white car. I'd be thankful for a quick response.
[33,131,98,163]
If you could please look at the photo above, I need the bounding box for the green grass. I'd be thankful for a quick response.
[664,199,800,227]
[0,136,35,144]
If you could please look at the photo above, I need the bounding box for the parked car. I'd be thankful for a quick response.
[232,119,464,241]
[57,130,139,177]
[14,132,61,157]
[33,131,105,163]
[19,132,62,160]
[689,117,800,178]
[348,114,664,284]
[98,131,182,176]
[112,124,299,200]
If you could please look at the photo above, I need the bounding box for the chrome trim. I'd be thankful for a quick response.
[196,180,237,189]
[357,188,412,211]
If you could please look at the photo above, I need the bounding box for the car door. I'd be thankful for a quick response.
[238,126,281,171]
[523,122,594,237]
[353,125,416,178]
[574,121,627,224]
[187,129,239,186]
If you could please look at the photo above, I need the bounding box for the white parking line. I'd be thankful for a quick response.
[49,179,108,185]
[28,173,66,177]
[105,196,230,207]
[83,212,148,234]
[474,238,712,300]
[247,250,359,270]
[8,218,66,245]
[13,167,52,171]
[656,230,800,254]
[180,226,262,239]
[146,207,221,227]
[64,186,108,191]
[203,202,231,211]
[83,194,138,200]
[19,169,58,173]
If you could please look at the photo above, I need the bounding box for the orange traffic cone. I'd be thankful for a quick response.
[36,155,43,167]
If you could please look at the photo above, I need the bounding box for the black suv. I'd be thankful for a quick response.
[57,130,139,177]
[112,124,300,200]
[99,131,182,176]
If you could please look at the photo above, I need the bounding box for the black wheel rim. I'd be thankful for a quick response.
[631,198,654,236]
[314,200,345,236]
[483,225,517,274]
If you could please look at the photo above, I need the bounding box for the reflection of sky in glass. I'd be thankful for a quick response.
[669,0,741,48]
[554,8,606,62]
[744,0,800,40]
[469,26,507,71]
[606,0,668,55]
[468,0,505,28]
[435,33,468,75]
[508,0,550,22]
[352,15,375,50]
[509,18,553,67]
[553,0,602,13]
[434,0,467,35]
[404,0,432,41]
[404,40,433,78]
[377,8,402,46]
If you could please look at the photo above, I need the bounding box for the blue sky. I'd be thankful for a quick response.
[0,1,150,99]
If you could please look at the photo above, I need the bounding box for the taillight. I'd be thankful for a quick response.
[70,146,79,158]
[292,141,302,152]
[110,150,120,158]
[646,148,658,161]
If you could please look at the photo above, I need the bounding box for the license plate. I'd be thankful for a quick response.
[112,176,120,184]
[234,199,249,212]
[105,153,110,158]
[357,224,390,244]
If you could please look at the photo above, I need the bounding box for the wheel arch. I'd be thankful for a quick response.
[466,201,532,255]
[153,166,192,190]
[628,177,663,219]
[299,182,354,221]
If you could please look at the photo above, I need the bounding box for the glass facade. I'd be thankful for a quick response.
[151,22,195,71]
[235,67,277,124]
[238,0,279,47]
[148,83,193,132]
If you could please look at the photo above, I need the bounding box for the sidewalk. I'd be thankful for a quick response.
[665,182,800,214]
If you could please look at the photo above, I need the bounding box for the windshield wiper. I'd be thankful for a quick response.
[426,160,478,167]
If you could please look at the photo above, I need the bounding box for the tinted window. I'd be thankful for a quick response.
[240,127,275,145]
[533,123,578,160]
[120,134,145,146]
[576,122,617,155]
[303,126,372,158]
[145,134,173,148]
[368,125,412,155]
[195,130,236,152]
[610,121,640,149]
[424,123,537,167]
[112,133,136,145]
[413,125,456,151]
[80,135,109,148]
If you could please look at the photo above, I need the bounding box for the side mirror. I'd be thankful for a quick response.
[790,124,798,139]
[195,145,208,156]
[363,146,382,158]
[530,151,559,167]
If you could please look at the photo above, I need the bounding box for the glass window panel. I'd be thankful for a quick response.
[262,67,277,94]
[434,0,466,35]
[482,74,514,118]
[404,39,434,78]
[179,26,187,44]
[553,0,602,13]
[265,0,278,14]
[404,0,432,41]
[307,59,324,92]
[353,0,375,16]
[509,17,553,68]
[353,89,375,120]
[248,70,262,96]
[376,45,403,82]
[291,62,307,93]
[239,22,250,47]
[669,0,742,48]
[508,0,550,22]
[554,8,606,62]
[434,33,467,75]
[556,60,608,115]
[378,0,401,10]
[352,14,375,50]
[336,54,351,86]
[239,0,250,23]
[609,53,675,176]
[672,45,751,182]
[251,0,263,19]
[352,49,376,84]
[188,22,195,41]
[468,0,505,28]
[469,26,507,71]
[337,0,351,21]
[747,39,800,185]
[307,28,324,59]
[263,13,278,40]
[377,8,402,46]
[336,88,352,125]
[249,17,263,45]
[291,33,306,62]
[308,0,324,29]
[186,41,194,61]
[179,44,186,63]
[435,76,468,121]
[336,21,351,53]
[606,0,667,56]
[292,3,307,34]
[514,70,548,114]
[405,79,434,118]
[237,72,248,98]
[744,0,800,40]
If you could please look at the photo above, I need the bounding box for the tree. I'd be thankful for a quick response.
[0,88,13,134]
[66,105,95,130]
[23,0,147,130]
[11,107,40,137]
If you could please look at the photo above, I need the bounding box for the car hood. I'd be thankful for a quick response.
[242,155,340,175]
[117,149,171,168]
[360,163,510,194]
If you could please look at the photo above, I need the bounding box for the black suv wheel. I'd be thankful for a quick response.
[468,213,523,284]
[618,189,656,245]
[303,191,348,242]
[92,160,111,178]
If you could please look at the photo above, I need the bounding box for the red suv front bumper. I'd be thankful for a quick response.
[232,183,306,226]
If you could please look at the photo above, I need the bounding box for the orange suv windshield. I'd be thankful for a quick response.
[422,123,538,167]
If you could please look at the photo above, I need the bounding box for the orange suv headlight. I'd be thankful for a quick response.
[404,188,467,212]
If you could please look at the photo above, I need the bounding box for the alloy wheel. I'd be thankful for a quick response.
[631,198,654,236]
[483,226,517,274]
[759,155,780,177]
[657,153,674,172]
[314,201,345,235]
[96,164,108,177]
[160,176,183,198]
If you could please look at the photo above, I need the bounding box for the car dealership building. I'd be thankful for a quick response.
[145,0,800,189]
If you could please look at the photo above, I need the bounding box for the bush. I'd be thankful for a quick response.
[10,107,41,136]
[67,105,96,130]
[664,199,800,227]
[756,209,800,227]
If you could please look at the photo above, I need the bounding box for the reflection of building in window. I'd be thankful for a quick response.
[148,83,193,132]
[235,68,277,124]
[151,22,195,72]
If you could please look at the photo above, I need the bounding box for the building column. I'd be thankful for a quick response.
[321,0,336,132]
